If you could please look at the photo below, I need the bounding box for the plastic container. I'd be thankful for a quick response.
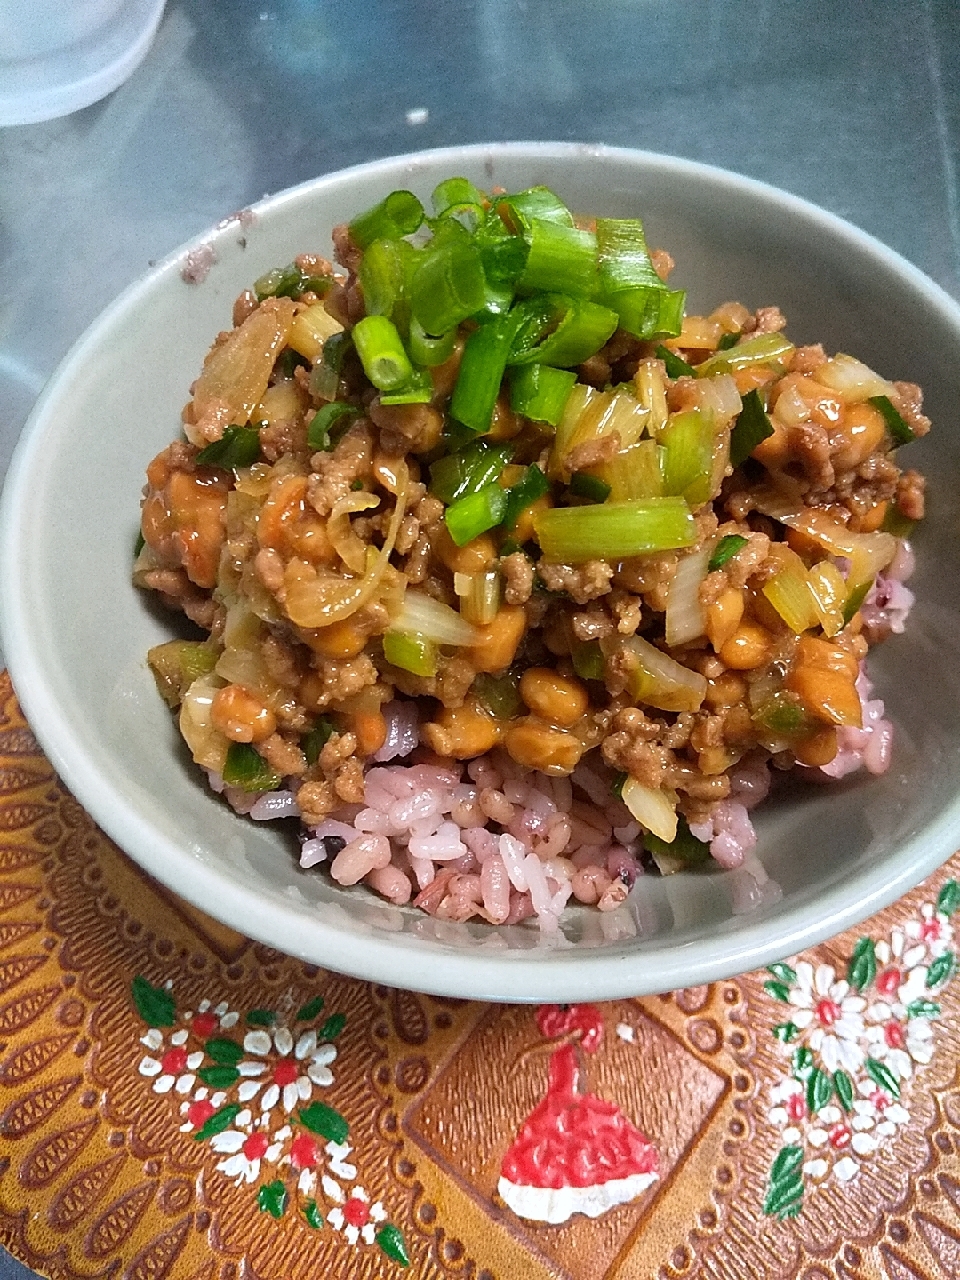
[0,0,166,127]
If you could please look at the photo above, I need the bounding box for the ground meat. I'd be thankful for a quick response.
[608,591,644,636]
[260,417,309,463]
[726,530,771,589]
[788,421,835,488]
[501,551,535,605]
[255,548,285,595]
[259,732,307,776]
[307,421,374,517]
[571,605,613,641]
[537,559,614,604]
[895,469,925,521]
[261,634,301,688]
[319,730,358,774]
[650,248,674,281]
[394,514,420,556]
[310,655,379,710]
[334,757,365,803]
[232,289,258,327]
[789,344,827,374]
[294,252,334,279]
[138,568,215,627]
[331,223,362,275]
[577,353,611,388]
[743,305,787,335]
[388,653,476,709]
[369,400,444,454]
[296,779,336,826]
[892,381,932,438]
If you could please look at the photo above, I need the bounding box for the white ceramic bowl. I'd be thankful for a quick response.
[4,143,960,1002]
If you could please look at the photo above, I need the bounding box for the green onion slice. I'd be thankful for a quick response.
[508,363,576,426]
[351,315,415,391]
[222,742,282,793]
[358,237,415,319]
[134,529,146,557]
[410,221,487,336]
[301,718,335,766]
[881,505,916,538]
[730,389,775,467]
[869,394,915,446]
[494,186,574,230]
[431,177,486,217]
[408,317,456,367]
[695,331,794,378]
[253,262,313,301]
[717,331,741,350]
[379,371,434,405]
[195,424,261,469]
[534,497,696,562]
[502,464,550,531]
[472,671,522,719]
[429,438,513,504]
[613,288,685,339]
[383,630,439,677]
[569,472,612,503]
[644,817,711,873]
[310,330,353,402]
[595,218,663,294]
[307,403,361,452]
[660,409,714,505]
[655,343,696,379]
[572,639,605,681]
[517,220,598,297]
[445,483,508,546]
[507,293,619,369]
[451,307,525,433]
[348,189,424,249]
[708,534,749,572]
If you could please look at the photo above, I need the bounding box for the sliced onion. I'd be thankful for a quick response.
[816,353,894,404]
[622,777,678,843]
[179,673,229,773]
[607,634,707,712]
[283,460,410,627]
[807,561,846,637]
[771,382,811,428]
[394,589,479,645]
[690,373,742,428]
[328,491,380,574]
[762,567,820,634]
[665,547,709,645]
[454,571,501,626]
[634,358,669,435]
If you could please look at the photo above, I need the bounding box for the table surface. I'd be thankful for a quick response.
[1,2,959,1275]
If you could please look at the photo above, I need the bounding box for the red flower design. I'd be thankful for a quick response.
[187,1099,214,1128]
[536,1004,604,1052]
[242,1133,269,1161]
[343,1196,371,1228]
[876,966,901,997]
[192,1011,218,1039]
[273,1059,299,1087]
[160,1047,188,1075]
[290,1133,319,1170]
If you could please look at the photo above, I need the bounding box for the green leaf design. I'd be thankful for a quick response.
[298,1101,349,1145]
[376,1223,411,1267]
[198,1065,240,1088]
[763,980,791,1003]
[763,1145,804,1219]
[303,1199,324,1229]
[937,881,960,917]
[906,999,940,1020]
[833,1069,854,1113]
[257,1180,288,1219]
[772,1022,799,1044]
[792,1046,814,1081]
[246,1008,276,1027]
[806,1067,833,1115]
[865,1057,900,1099]
[767,962,797,985]
[847,937,877,992]
[318,1013,347,1040]
[131,976,175,1028]
[194,1103,241,1142]
[926,951,955,989]
[296,995,325,1022]
[204,1038,243,1065]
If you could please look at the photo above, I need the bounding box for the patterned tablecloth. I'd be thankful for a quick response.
[0,669,958,1280]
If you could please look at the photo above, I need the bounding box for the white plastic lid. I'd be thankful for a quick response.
[0,0,166,127]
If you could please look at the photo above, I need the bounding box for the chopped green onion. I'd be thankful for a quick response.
[383,630,439,677]
[430,439,514,504]
[518,220,598,297]
[730,389,775,467]
[450,307,524,433]
[147,640,219,708]
[695,331,794,378]
[410,222,487,336]
[842,579,872,625]
[708,534,749,572]
[348,190,424,249]
[534,497,696,562]
[445,483,507,546]
[611,770,628,799]
[222,742,282,793]
[717,331,741,350]
[307,403,361,451]
[134,529,145,557]
[610,288,685,340]
[358,237,414,319]
[408,317,456,367]
[507,293,619,369]
[302,718,335,766]
[603,439,664,501]
[254,262,308,301]
[569,472,612,503]
[350,479,364,491]
[502,464,549,530]
[868,394,915,446]
[752,691,811,736]
[572,640,605,681]
[660,409,714,505]
[454,568,501,625]
[431,177,486,216]
[478,230,529,288]
[275,348,308,378]
[655,343,695,379]
[643,817,711,873]
[351,315,414,391]
[195,424,261,468]
[495,186,574,229]
[881,505,916,538]
[595,218,663,293]
[508,363,576,425]
[379,370,434,405]
[310,330,353,403]
[472,671,522,719]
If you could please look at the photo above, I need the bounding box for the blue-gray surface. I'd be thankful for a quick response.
[0,0,957,1273]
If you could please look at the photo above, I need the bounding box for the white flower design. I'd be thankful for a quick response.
[327,1185,388,1246]
[903,902,953,960]
[787,962,866,1073]
[138,1026,205,1095]
[864,1013,934,1080]
[210,1113,284,1185]
[234,1025,338,1115]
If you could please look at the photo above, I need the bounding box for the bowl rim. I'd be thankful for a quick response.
[4,140,960,1001]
